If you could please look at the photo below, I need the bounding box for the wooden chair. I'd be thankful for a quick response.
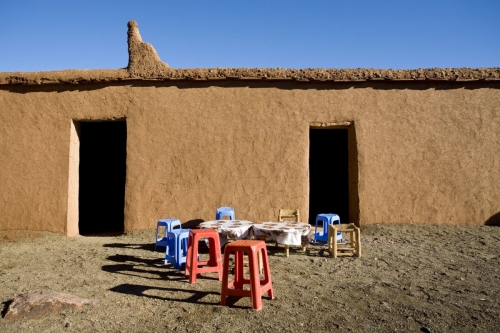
[277,209,303,254]
[278,209,300,222]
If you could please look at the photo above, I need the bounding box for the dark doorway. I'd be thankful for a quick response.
[79,121,127,235]
[309,128,349,224]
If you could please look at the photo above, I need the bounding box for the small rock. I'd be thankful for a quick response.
[3,291,98,321]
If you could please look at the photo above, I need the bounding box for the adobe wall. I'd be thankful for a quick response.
[1,79,499,234]
[1,20,499,234]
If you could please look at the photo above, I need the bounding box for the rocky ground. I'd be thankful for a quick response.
[1,224,499,332]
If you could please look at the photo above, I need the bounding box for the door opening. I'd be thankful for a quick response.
[309,128,351,225]
[78,121,126,236]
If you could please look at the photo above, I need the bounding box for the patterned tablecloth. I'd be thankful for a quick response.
[199,220,254,245]
[252,222,312,246]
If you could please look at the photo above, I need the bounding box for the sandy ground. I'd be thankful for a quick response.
[0,224,499,333]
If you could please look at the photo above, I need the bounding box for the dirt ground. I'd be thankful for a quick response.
[0,224,499,333]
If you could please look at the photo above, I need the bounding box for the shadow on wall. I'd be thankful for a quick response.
[3,80,500,95]
[485,212,500,226]
[182,219,204,229]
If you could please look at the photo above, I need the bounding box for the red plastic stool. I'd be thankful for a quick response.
[221,240,274,310]
[185,229,222,284]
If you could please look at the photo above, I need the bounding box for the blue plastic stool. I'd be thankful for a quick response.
[165,229,190,269]
[313,214,342,244]
[155,218,182,250]
[216,206,235,220]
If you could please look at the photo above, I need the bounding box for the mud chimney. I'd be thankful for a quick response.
[127,20,170,77]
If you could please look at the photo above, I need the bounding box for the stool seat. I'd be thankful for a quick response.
[216,206,235,220]
[155,218,182,250]
[185,229,222,283]
[165,229,190,269]
[314,213,342,244]
[221,240,274,310]
[328,223,361,258]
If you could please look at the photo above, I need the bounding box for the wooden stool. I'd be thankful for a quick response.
[221,240,274,310]
[328,223,361,258]
[185,229,222,284]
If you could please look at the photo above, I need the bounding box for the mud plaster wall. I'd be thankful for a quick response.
[1,80,499,235]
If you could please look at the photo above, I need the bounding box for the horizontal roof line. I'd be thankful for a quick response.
[1,67,499,85]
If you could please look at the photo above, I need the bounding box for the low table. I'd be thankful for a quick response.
[199,220,254,246]
[252,222,311,257]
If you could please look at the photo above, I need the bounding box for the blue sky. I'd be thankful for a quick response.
[1,1,499,72]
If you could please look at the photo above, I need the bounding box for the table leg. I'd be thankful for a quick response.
[355,228,361,258]
[285,245,289,257]
[328,225,333,253]
[332,227,338,258]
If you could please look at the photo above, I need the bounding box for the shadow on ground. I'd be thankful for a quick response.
[110,284,220,306]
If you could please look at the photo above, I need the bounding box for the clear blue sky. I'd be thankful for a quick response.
[1,1,499,72]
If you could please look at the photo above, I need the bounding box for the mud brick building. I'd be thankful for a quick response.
[1,21,499,235]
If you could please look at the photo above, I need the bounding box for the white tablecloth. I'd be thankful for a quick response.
[252,222,311,246]
[199,220,254,246]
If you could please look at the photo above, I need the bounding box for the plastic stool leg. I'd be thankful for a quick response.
[313,218,320,244]
[220,250,230,306]
[175,233,183,269]
[188,237,200,284]
[249,250,262,310]
[261,247,274,299]
[232,250,243,289]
